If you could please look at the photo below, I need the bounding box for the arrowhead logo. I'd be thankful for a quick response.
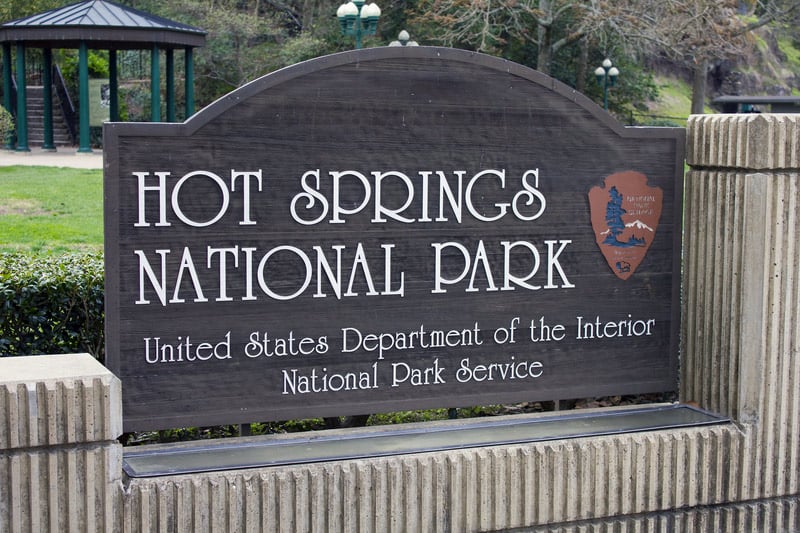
[588,171,663,280]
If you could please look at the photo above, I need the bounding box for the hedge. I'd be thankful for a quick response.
[0,253,104,360]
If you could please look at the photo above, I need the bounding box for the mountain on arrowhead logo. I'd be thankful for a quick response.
[588,171,663,280]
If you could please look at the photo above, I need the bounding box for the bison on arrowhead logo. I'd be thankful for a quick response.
[588,171,663,280]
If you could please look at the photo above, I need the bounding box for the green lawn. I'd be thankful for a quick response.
[0,166,103,254]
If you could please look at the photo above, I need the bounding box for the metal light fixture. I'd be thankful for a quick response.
[389,30,418,47]
[337,0,381,49]
[594,58,619,111]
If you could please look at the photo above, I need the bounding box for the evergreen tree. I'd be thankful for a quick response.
[604,186,626,245]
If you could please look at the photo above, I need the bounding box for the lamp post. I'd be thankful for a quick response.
[337,0,381,50]
[594,58,619,111]
[389,30,418,47]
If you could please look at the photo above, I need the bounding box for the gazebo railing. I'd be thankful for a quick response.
[53,65,78,145]
[12,59,78,146]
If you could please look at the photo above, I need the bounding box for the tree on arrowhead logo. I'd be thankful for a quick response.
[588,171,663,280]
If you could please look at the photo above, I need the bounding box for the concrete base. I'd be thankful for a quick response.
[122,423,742,532]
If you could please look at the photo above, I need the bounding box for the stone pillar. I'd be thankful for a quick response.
[0,354,123,532]
[683,113,800,501]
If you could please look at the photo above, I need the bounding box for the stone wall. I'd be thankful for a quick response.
[2,114,799,532]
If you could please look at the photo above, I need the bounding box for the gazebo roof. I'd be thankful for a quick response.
[0,0,206,49]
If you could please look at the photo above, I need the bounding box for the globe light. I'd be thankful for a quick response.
[337,0,381,49]
[389,30,419,47]
[595,59,619,111]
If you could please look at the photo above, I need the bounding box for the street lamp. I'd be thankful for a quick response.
[389,30,418,47]
[337,0,381,50]
[594,58,619,111]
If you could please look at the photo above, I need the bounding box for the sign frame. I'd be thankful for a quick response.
[105,47,685,432]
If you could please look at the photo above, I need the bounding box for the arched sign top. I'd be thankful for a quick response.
[189,47,621,131]
[107,47,684,152]
[105,46,684,432]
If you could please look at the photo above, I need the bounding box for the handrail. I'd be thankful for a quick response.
[9,75,17,117]
[53,65,78,145]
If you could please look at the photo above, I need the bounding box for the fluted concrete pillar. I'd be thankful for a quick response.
[683,113,800,502]
[0,353,123,532]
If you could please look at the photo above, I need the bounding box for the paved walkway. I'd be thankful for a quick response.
[0,147,103,169]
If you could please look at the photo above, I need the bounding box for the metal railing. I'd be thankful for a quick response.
[3,59,78,146]
[53,65,78,145]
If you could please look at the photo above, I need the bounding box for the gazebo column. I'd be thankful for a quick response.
[2,43,13,150]
[166,48,175,122]
[78,41,91,153]
[109,49,119,122]
[151,44,160,122]
[14,42,28,152]
[185,47,195,117]
[42,48,55,150]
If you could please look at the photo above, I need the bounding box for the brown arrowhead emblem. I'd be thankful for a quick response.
[588,171,663,280]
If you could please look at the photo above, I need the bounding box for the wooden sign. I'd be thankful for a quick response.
[104,47,685,432]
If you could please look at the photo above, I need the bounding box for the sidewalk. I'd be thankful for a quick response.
[0,147,102,169]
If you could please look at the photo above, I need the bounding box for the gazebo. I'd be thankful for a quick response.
[0,0,206,153]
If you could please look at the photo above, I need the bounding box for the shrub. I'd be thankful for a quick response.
[0,105,13,144]
[0,253,104,360]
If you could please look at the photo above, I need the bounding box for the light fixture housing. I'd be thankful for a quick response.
[608,67,619,86]
[337,2,358,32]
[594,66,605,85]
[361,3,381,34]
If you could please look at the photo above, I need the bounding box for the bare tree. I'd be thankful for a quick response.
[421,0,799,112]
[624,0,800,113]
[633,1,748,113]
[421,0,664,75]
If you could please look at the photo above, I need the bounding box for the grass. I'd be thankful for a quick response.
[777,36,800,83]
[653,76,694,120]
[640,75,715,125]
[778,40,800,96]
[0,165,103,254]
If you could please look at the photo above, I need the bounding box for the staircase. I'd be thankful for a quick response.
[25,86,75,148]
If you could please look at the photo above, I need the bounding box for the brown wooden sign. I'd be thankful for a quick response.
[104,47,685,432]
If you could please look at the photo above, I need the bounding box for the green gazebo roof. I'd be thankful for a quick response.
[0,0,206,49]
